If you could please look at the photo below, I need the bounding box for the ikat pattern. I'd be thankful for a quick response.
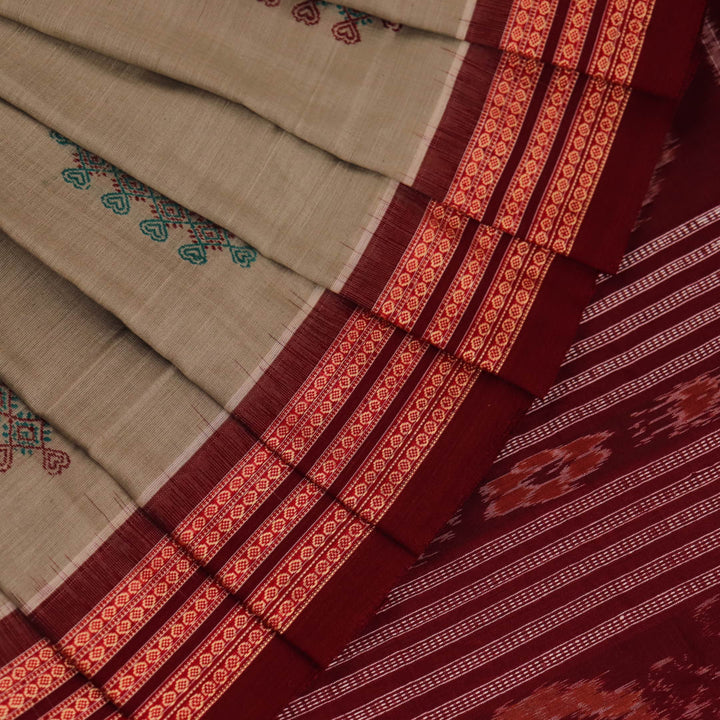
[51,131,258,268]
[494,594,720,720]
[493,679,659,720]
[629,369,720,445]
[258,0,401,44]
[0,385,70,476]
[482,431,613,518]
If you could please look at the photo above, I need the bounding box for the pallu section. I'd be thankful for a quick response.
[468,586,720,720]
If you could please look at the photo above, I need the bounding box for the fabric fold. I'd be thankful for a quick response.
[314,1,706,98]
[0,592,126,720]
[0,92,593,397]
[0,379,321,720]
[0,2,706,719]
[0,10,695,392]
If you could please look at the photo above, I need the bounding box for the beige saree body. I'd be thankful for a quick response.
[0,2,705,719]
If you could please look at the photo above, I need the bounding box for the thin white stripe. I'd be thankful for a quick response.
[458,0,479,39]
[372,429,720,616]
[500,333,720,462]
[533,301,720,412]
[417,563,720,719]
[584,233,720,324]
[138,407,229,507]
[329,446,719,668]
[332,528,720,719]
[600,204,720,281]
[565,267,720,365]
[284,470,720,714]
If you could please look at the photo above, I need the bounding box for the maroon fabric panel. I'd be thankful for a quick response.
[276,36,720,720]
[500,254,598,396]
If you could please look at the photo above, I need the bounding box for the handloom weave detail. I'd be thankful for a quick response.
[259,0,401,45]
[51,131,258,268]
[0,2,705,720]
[0,384,70,476]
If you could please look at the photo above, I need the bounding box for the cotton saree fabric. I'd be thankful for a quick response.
[0,2,707,720]
[278,40,720,717]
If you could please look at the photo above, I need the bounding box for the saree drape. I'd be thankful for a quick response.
[278,26,720,716]
[0,2,708,720]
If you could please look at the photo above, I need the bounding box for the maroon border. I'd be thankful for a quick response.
[632,0,707,98]
[411,43,501,201]
[466,0,513,47]
[573,90,678,273]
[0,4,705,720]
[500,254,600,396]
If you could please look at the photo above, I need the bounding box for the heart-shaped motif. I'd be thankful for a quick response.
[332,20,361,44]
[178,243,208,265]
[140,218,169,242]
[0,446,12,473]
[51,130,71,145]
[101,192,131,215]
[42,448,71,476]
[292,0,321,25]
[62,167,91,190]
[229,245,258,267]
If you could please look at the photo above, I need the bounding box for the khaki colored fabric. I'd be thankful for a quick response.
[0,389,134,607]
[0,0,478,184]
[0,100,320,410]
[0,17,395,290]
[0,591,14,621]
[0,235,228,505]
[321,0,483,40]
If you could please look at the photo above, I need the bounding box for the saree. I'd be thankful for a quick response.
[0,2,708,719]
[279,22,720,717]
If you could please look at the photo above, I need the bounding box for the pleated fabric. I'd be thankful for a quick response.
[277,38,720,718]
[0,2,706,720]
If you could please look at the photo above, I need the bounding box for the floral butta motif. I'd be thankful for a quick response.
[0,385,70,477]
[259,0,401,44]
[51,131,258,268]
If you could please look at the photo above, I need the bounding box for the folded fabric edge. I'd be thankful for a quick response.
[320,0,705,100]
[0,6,706,720]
